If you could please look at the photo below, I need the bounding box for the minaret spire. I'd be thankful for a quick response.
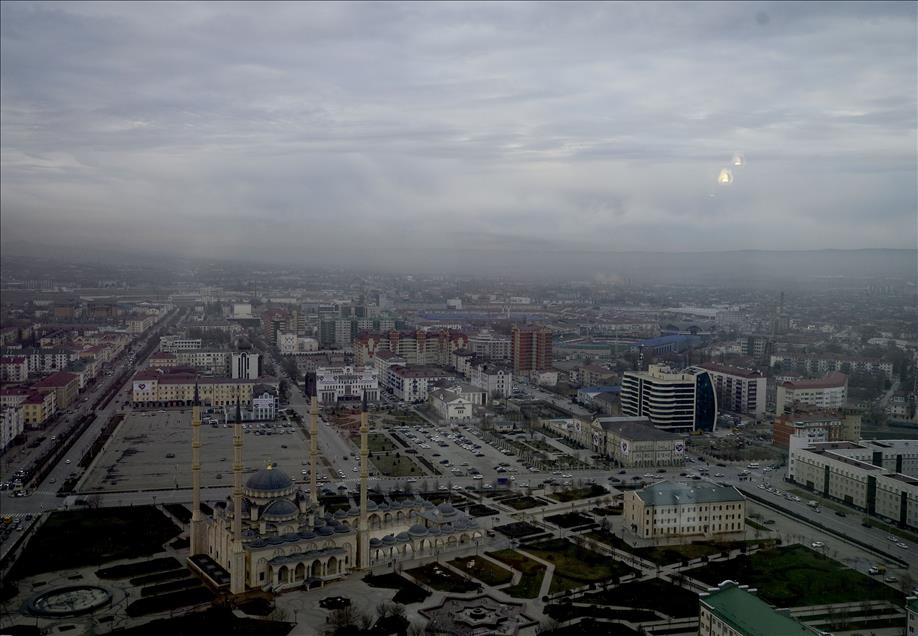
[190,381,204,555]
[358,391,370,569]
[230,394,245,593]
[307,374,319,505]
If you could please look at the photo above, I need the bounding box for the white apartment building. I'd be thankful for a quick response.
[696,362,766,417]
[126,314,157,333]
[0,355,29,382]
[231,352,261,380]
[1,405,24,451]
[788,439,918,530]
[621,364,718,432]
[278,333,319,355]
[468,330,512,360]
[2,348,81,375]
[624,481,746,544]
[316,366,379,404]
[159,336,202,352]
[278,332,298,355]
[387,366,457,403]
[776,372,847,414]
[373,350,407,385]
[770,354,894,381]
[469,362,513,401]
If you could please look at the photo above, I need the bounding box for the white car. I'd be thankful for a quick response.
[811,541,825,549]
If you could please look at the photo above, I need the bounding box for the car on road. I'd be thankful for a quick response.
[884,575,898,583]
[897,542,909,549]
[65,459,71,464]
[811,541,825,549]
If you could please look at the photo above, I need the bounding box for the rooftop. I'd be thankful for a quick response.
[392,365,456,379]
[595,417,681,441]
[33,371,79,388]
[698,361,764,379]
[783,372,848,390]
[701,582,818,636]
[636,481,744,506]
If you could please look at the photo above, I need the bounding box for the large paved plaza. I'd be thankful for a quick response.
[81,410,311,493]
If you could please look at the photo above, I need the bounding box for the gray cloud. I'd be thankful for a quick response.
[1,1,915,270]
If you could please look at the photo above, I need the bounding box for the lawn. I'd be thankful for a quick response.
[584,530,772,566]
[545,604,659,624]
[10,507,181,580]
[546,484,608,502]
[370,452,426,477]
[545,512,595,529]
[486,549,547,598]
[501,496,547,510]
[494,522,544,539]
[541,618,640,636]
[447,556,514,586]
[522,539,638,594]
[579,578,700,618]
[466,504,499,517]
[406,563,480,593]
[367,432,397,452]
[687,545,904,607]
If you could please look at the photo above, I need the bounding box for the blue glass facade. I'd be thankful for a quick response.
[694,370,718,432]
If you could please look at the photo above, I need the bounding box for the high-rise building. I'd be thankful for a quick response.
[511,325,552,374]
[776,372,847,414]
[695,362,766,417]
[468,329,512,360]
[621,364,718,432]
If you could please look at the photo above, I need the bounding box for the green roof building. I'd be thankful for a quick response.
[699,581,820,636]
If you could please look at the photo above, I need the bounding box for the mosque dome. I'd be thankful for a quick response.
[262,499,298,520]
[437,502,456,516]
[408,524,429,537]
[246,464,293,492]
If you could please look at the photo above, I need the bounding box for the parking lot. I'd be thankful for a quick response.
[81,409,311,492]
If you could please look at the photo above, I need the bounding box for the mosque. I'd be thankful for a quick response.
[186,385,483,594]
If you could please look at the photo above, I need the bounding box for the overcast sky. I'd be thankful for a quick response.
[1,1,916,269]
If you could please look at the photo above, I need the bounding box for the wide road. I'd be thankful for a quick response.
[0,310,181,553]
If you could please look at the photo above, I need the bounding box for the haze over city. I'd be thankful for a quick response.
[1,1,916,272]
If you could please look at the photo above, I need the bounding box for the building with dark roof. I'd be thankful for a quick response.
[32,371,80,409]
[624,481,745,544]
[590,416,687,468]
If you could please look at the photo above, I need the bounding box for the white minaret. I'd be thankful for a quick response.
[190,383,206,555]
[230,397,246,594]
[308,375,319,505]
[358,392,370,569]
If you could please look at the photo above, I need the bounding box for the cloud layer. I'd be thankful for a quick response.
[1,1,916,268]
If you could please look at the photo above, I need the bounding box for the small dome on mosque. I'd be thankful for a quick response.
[262,499,298,520]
